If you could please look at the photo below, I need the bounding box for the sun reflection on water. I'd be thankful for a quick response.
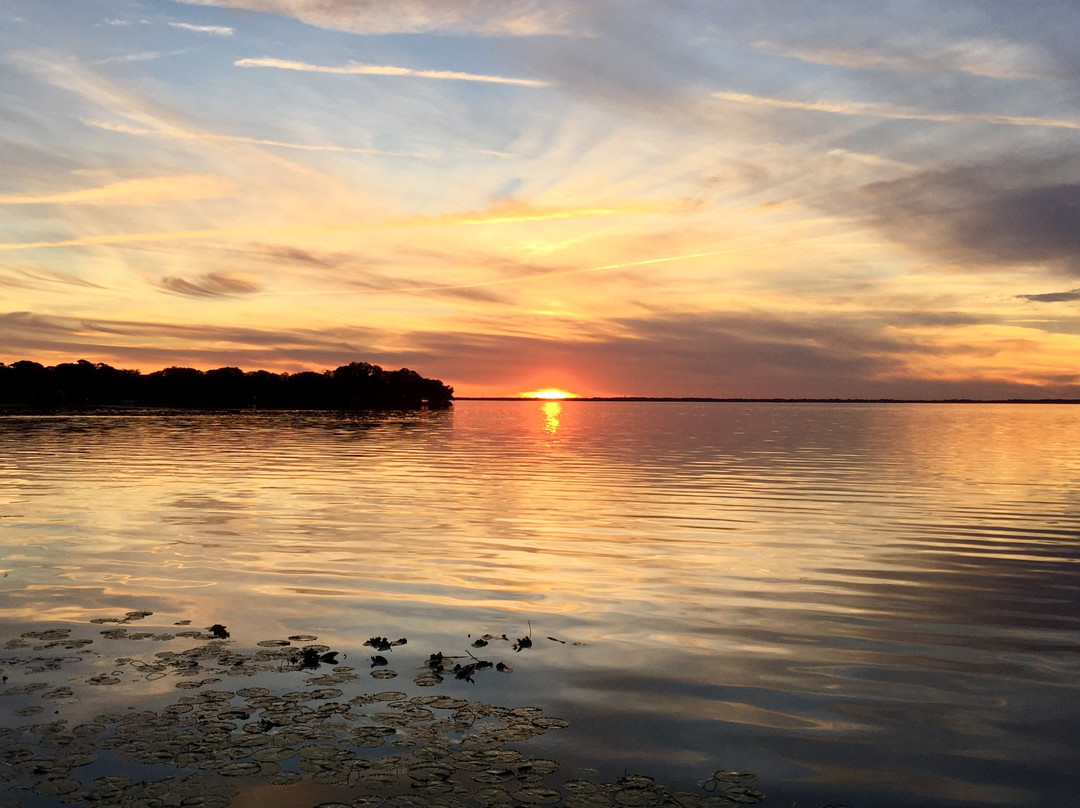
[542,400,562,434]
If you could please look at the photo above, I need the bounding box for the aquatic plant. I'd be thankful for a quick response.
[0,613,763,807]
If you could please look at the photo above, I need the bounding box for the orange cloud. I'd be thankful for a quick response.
[0,198,662,252]
[0,176,234,206]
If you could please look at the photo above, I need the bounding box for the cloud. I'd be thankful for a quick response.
[403,197,661,227]
[405,309,1021,399]
[235,57,551,87]
[713,91,1080,130]
[0,266,104,291]
[850,158,1080,275]
[168,22,234,35]
[0,310,374,350]
[0,175,234,206]
[159,272,260,297]
[0,310,391,373]
[414,307,1080,399]
[91,51,169,65]
[81,118,414,156]
[0,197,657,252]
[754,37,1054,80]
[1018,288,1080,303]
[7,49,350,192]
[171,0,574,36]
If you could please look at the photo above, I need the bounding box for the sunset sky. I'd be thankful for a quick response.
[2,0,1079,398]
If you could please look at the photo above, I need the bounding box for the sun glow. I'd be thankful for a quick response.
[522,388,576,400]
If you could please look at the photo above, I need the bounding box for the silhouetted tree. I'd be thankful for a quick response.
[0,359,452,411]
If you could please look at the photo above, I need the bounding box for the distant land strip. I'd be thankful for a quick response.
[458,397,1080,404]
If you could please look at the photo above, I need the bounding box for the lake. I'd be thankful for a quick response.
[1,401,1078,807]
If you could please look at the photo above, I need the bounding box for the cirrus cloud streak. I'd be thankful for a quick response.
[714,91,1080,130]
[234,57,552,87]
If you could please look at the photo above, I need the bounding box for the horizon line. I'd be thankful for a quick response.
[457,396,1080,404]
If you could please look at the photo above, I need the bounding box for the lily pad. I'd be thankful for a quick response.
[515,787,562,805]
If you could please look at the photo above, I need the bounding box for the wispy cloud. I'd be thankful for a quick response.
[82,118,414,156]
[160,271,259,296]
[91,51,169,65]
[168,21,234,35]
[235,57,552,87]
[713,91,1080,130]
[0,198,657,252]
[401,198,659,227]
[754,38,1053,80]
[8,50,348,188]
[0,309,388,372]
[1018,288,1080,303]
[172,0,574,36]
[0,266,105,291]
[0,175,233,205]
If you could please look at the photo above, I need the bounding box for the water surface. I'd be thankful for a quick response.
[1,402,1078,806]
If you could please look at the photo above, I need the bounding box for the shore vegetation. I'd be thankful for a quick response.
[0,359,454,411]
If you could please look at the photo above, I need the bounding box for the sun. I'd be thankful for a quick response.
[521,388,576,400]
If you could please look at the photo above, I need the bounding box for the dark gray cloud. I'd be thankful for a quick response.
[410,309,1040,399]
[4,305,1077,398]
[0,309,393,373]
[882,310,995,327]
[846,155,1080,275]
[0,310,376,351]
[1018,288,1080,303]
[0,311,80,333]
[943,183,1080,268]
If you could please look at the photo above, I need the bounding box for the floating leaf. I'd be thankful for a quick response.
[268,771,303,785]
[32,778,80,796]
[219,761,262,777]
[712,771,757,784]
[515,787,562,805]
[723,785,765,804]
[5,682,48,695]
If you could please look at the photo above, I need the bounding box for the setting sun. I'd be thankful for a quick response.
[521,389,576,400]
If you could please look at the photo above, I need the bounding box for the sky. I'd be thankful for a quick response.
[2,0,1079,399]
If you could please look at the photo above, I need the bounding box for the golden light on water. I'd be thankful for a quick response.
[542,400,562,434]
[521,389,576,400]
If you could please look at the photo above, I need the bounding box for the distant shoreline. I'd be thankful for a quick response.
[455,397,1080,404]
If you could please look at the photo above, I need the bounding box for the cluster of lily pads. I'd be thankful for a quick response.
[0,612,765,807]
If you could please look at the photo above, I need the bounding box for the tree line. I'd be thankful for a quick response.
[0,360,454,411]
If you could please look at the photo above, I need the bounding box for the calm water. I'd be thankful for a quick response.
[1,402,1078,806]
